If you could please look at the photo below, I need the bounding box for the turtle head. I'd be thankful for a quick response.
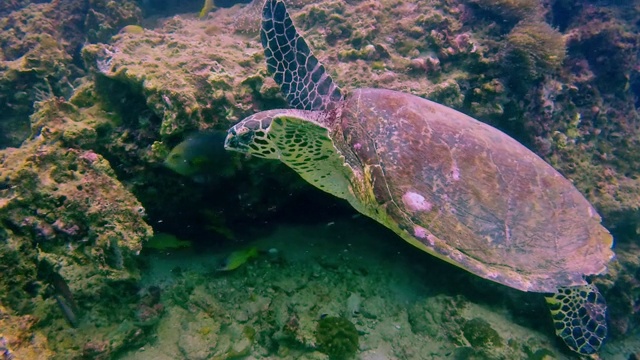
[225,108,331,162]
[224,110,281,159]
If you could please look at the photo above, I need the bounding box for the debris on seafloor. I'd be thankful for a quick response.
[0,336,15,360]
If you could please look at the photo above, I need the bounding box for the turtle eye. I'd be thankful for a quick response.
[232,130,256,150]
[239,131,254,142]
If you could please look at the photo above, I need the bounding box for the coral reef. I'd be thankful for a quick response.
[0,3,74,148]
[0,0,39,17]
[0,0,142,148]
[117,221,583,360]
[0,97,153,358]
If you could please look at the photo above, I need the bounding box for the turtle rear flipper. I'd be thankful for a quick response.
[545,284,607,356]
[261,0,342,111]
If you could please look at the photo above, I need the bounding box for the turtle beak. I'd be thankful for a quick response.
[224,126,253,153]
[223,130,238,151]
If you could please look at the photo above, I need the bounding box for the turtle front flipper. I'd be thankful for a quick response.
[545,284,607,356]
[261,0,343,111]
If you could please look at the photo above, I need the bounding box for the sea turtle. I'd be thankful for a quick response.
[224,0,615,355]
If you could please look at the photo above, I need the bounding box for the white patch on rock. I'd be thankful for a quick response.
[402,191,432,212]
[346,293,362,317]
[451,159,460,181]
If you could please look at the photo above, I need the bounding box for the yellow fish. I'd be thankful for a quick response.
[145,233,191,250]
[199,0,216,18]
[119,25,144,34]
[164,131,235,183]
[218,247,259,271]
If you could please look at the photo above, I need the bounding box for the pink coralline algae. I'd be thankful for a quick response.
[52,219,81,237]
[80,151,100,163]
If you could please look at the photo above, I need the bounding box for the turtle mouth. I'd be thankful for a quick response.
[223,133,233,150]
[224,126,253,153]
[223,132,242,152]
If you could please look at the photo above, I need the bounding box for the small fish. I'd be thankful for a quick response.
[119,25,144,34]
[50,272,79,324]
[164,131,235,183]
[145,232,191,250]
[199,0,216,18]
[54,294,78,328]
[218,246,259,271]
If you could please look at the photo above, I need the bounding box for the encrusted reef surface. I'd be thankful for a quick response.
[0,0,150,358]
[0,0,142,148]
[0,0,639,359]
[1,98,153,358]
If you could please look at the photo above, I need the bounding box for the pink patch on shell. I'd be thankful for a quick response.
[413,226,436,247]
[402,191,432,212]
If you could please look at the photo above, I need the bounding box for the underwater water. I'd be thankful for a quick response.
[1,0,640,359]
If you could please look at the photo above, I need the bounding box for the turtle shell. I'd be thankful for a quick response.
[339,88,613,293]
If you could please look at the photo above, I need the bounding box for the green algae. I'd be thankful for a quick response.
[462,318,504,348]
[471,0,541,22]
[315,316,359,360]
[503,21,566,84]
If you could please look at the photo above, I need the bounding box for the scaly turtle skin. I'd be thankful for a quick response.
[224,0,614,355]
